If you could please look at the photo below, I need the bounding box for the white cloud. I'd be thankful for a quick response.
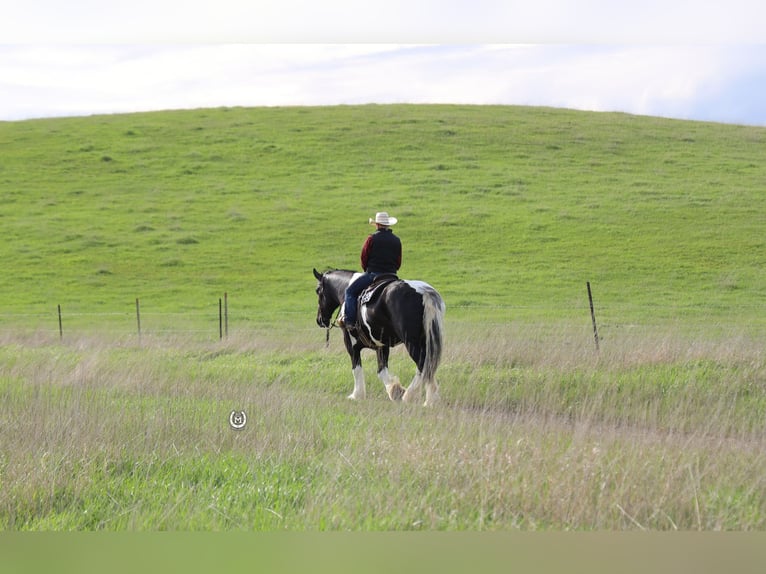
[1,44,764,125]
[509,46,730,116]
[1,2,764,124]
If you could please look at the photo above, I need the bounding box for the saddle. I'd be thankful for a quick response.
[359,273,399,307]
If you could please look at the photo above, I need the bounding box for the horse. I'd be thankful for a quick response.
[313,268,445,406]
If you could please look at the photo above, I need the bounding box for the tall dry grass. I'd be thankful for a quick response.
[0,323,764,530]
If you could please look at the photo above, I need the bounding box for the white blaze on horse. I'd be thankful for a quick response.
[313,268,445,406]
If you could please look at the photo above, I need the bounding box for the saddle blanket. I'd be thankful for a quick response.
[359,274,398,306]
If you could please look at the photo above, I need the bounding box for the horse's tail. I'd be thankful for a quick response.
[421,287,446,381]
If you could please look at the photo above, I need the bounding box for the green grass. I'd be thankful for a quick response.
[1,105,765,530]
[1,105,765,329]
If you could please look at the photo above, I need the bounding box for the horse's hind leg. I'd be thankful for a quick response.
[402,371,422,404]
[380,369,405,401]
[424,378,439,407]
[403,373,438,406]
[402,341,426,404]
[376,347,405,401]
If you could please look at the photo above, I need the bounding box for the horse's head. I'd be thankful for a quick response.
[313,268,337,328]
[314,268,356,328]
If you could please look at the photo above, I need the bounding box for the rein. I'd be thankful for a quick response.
[325,305,342,347]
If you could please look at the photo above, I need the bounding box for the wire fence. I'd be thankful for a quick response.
[1,297,764,345]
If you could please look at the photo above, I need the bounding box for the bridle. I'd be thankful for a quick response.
[318,275,342,347]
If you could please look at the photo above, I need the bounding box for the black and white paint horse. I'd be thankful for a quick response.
[313,268,445,406]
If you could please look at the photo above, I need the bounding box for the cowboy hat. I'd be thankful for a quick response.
[369,212,398,226]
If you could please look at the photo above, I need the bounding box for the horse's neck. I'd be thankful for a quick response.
[331,272,354,300]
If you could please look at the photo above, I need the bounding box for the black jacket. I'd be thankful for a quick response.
[360,229,402,273]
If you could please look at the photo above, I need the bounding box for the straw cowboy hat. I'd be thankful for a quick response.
[369,212,398,226]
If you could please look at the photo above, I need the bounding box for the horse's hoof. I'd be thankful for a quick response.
[388,384,405,402]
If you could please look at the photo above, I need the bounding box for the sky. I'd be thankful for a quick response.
[2,1,765,125]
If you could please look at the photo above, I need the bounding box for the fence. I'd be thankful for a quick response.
[1,284,765,349]
[15,295,240,342]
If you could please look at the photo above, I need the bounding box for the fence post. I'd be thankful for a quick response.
[135,298,142,343]
[219,298,223,340]
[58,304,63,341]
[587,281,600,352]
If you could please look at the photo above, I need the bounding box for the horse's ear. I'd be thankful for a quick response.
[313,268,322,280]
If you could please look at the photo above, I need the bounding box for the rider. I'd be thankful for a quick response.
[338,211,402,331]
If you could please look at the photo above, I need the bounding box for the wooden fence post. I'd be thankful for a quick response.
[58,304,63,341]
[135,298,142,343]
[587,281,600,351]
[219,298,223,340]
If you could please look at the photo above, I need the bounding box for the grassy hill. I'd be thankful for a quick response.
[2,105,765,333]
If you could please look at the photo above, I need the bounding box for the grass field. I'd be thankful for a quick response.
[1,105,765,530]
